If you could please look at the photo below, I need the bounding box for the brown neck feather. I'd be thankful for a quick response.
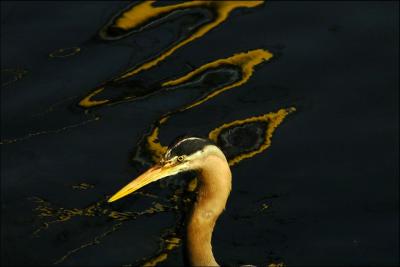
[185,154,232,266]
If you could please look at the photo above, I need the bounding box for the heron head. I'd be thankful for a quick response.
[108,137,219,203]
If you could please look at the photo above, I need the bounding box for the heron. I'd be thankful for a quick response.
[108,136,232,266]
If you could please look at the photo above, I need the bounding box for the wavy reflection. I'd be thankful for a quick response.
[137,108,295,168]
[210,107,296,166]
[132,49,272,164]
[78,48,270,109]
[79,0,264,108]
[27,1,294,265]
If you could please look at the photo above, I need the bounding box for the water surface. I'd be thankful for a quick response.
[1,1,398,266]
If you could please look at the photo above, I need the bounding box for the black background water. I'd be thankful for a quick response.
[1,1,398,266]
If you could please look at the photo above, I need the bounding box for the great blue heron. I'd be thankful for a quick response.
[109,137,232,266]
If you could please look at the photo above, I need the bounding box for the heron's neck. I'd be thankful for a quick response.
[186,155,232,266]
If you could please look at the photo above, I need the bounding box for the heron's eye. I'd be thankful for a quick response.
[177,156,185,162]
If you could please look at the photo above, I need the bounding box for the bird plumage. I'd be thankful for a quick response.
[164,136,215,160]
[109,137,232,266]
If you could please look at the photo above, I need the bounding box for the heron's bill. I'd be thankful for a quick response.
[108,163,185,203]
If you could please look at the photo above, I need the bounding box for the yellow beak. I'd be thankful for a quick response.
[108,162,187,203]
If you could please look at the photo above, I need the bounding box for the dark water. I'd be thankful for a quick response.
[1,1,398,266]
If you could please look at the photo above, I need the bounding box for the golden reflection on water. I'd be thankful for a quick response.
[145,108,295,167]
[78,87,108,108]
[209,107,296,166]
[105,1,264,80]
[140,235,181,267]
[78,48,270,108]
[79,1,264,108]
[31,192,168,234]
[30,193,176,265]
[164,49,272,111]
[30,105,294,265]
[29,0,293,266]
[144,48,273,162]
[102,1,262,35]
[137,106,295,265]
